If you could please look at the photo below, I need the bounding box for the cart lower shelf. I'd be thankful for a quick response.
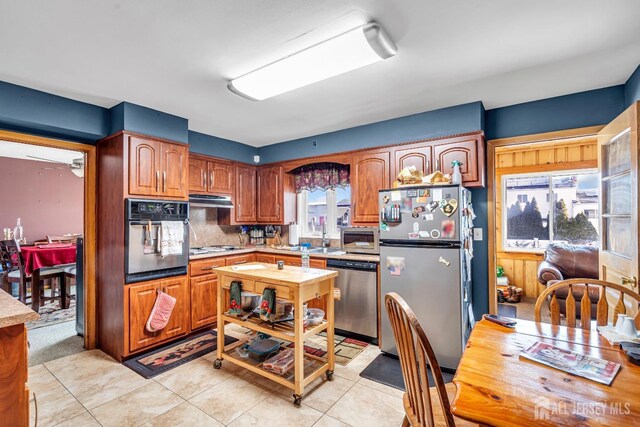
[215,347,332,391]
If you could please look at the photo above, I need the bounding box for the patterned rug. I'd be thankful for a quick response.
[27,299,76,330]
[287,332,368,366]
[123,330,238,378]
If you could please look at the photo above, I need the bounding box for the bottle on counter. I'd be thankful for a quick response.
[13,218,24,244]
[301,247,310,273]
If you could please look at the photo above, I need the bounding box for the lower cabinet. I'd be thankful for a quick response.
[128,276,190,353]
[256,253,276,264]
[225,253,257,265]
[190,275,218,330]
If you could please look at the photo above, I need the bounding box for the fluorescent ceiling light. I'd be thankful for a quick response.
[228,21,397,101]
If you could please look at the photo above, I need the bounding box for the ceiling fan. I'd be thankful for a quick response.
[27,155,85,178]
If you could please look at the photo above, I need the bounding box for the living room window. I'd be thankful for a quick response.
[292,162,350,239]
[502,170,599,251]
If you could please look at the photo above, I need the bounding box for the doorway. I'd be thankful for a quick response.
[487,126,604,318]
[0,130,96,363]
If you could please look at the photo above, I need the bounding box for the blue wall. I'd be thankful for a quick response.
[110,102,189,144]
[625,64,640,107]
[485,85,626,140]
[0,81,109,142]
[257,101,490,316]
[258,102,484,163]
[189,131,257,163]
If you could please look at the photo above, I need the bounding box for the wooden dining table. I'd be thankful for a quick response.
[20,244,76,311]
[452,318,640,426]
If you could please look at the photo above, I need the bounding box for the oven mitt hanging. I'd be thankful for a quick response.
[145,289,177,333]
[259,288,276,321]
[229,281,243,315]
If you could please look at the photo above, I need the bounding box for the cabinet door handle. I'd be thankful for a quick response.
[435,159,440,172]
[156,171,160,192]
[201,266,215,271]
[426,160,431,174]
[163,171,167,193]
[209,171,214,189]
[201,170,205,188]
[234,260,247,265]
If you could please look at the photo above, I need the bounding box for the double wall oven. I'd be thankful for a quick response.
[125,199,189,283]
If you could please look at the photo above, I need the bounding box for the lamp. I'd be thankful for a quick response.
[228,21,397,101]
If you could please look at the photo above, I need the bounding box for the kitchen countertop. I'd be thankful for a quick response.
[0,289,39,328]
[189,246,380,263]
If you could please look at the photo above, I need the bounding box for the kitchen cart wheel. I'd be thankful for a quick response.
[213,359,223,369]
[293,394,303,406]
[326,370,334,381]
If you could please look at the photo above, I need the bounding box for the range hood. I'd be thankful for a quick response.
[189,194,233,209]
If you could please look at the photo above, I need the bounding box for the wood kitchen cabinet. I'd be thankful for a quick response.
[389,133,485,188]
[128,276,190,353]
[190,257,225,330]
[189,156,234,195]
[188,157,208,193]
[432,134,484,187]
[128,134,188,199]
[257,166,284,223]
[234,165,257,223]
[351,150,391,225]
[256,253,277,264]
[392,144,433,179]
[225,253,257,266]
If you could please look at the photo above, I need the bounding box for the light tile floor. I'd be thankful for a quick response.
[29,338,410,426]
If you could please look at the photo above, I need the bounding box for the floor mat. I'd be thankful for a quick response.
[123,330,238,378]
[27,299,76,330]
[359,353,454,391]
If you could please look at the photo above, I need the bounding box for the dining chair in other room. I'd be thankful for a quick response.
[535,278,640,330]
[47,234,80,244]
[386,292,469,427]
[0,240,65,311]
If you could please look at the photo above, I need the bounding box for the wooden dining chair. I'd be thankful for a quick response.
[534,278,640,330]
[46,234,80,244]
[385,292,457,427]
[0,240,65,310]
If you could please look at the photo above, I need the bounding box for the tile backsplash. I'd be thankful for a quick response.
[189,207,291,247]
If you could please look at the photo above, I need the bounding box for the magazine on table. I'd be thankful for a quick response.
[520,341,621,386]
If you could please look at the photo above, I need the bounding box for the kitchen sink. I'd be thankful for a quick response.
[307,247,343,254]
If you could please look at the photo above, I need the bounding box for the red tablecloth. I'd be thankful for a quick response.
[20,245,77,276]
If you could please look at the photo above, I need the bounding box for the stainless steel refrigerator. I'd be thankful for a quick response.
[379,184,474,370]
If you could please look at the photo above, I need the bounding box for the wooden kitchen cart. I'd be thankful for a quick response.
[213,262,338,405]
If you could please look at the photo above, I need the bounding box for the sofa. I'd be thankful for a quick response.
[537,242,599,318]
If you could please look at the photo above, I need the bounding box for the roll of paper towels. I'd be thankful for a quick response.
[289,223,300,246]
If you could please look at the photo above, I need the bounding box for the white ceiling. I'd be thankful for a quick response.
[1,1,639,147]
[0,141,82,164]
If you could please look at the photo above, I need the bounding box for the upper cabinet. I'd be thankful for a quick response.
[188,156,234,195]
[128,134,188,199]
[392,144,433,179]
[432,134,484,187]
[234,165,257,223]
[209,160,234,194]
[188,157,208,193]
[257,166,283,223]
[351,150,391,225]
[389,133,485,188]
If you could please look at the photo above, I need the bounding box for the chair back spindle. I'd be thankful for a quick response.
[535,279,640,330]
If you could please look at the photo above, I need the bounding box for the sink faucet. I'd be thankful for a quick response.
[322,223,330,248]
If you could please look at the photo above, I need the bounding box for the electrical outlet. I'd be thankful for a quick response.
[473,228,483,241]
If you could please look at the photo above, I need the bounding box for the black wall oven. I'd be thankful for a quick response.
[125,199,189,283]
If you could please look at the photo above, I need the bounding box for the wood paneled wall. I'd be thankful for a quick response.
[495,137,598,298]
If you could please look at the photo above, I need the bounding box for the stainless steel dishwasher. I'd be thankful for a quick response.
[325,259,378,340]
